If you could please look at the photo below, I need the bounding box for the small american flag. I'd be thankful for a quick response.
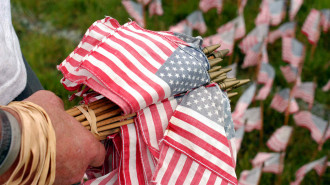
[169,20,193,36]
[289,0,303,21]
[137,0,151,5]
[293,111,329,144]
[280,65,299,83]
[148,0,163,17]
[291,156,328,185]
[187,10,207,34]
[256,62,275,100]
[266,125,293,152]
[268,22,296,43]
[122,0,145,27]
[242,107,261,132]
[232,83,256,129]
[270,88,299,114]
[233,14,246,40]
[302,9,321,45]
[268,0,286,26]
[234,126,245,153]
[239,24,269,54]
[242,41,263,68]
[292,81,316,109]
[238,0,248,14]
[255,0,270,25]
[238,166,262,185]
[162,85,237,184]
[252,152,285,174]
[282,37,305,67]
[199,0,223,14]
[322,80,330,91]
[320,9,330,32]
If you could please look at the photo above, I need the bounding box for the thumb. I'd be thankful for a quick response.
[88,138,106,167]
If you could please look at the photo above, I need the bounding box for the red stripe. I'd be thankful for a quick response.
[190,165,206,185]
[174,156,193,185]
[163,99,175,121]
[134,133,146,185]
[93,25,110,36]
[152,144,170,180]
[206,172,217,185]
[84,35,102,46]
[150,105,166,148]
[160,150,181,185]
[121,126,132,184]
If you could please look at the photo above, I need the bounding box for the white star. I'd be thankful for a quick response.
[185,61,190,65]
[193,68,197,73]
[208,112,213,117]
[208,96,212,100]
[199,69,202,74]
[199,54,203,57]
[194,99,199,104]
[169,80,174,84]
[204,90,208,93]
[176,81,180,85]
[182,74,186,78]
[192,52,196,55]
[160,73,165,77]
[170,60,175,64]
[212,102,216,107]
[192,61,196,65]
[178,61,182,65]
[201,97,206,102]
[197,106,202,110]
[175,74,180,78]
[214,110,219,115]
[180,67,184,71]
[204,104,209,109]
[187,67,191,72]
[189,56,193,59]
[167,73,172,77]
[175,55,180,59]
[182,56,186,59]
[173,67,177,71]
[197,92,202,96]
[187,101,192,106]
[179,50,184,53]
[190,94,195,98]
[165,67,170,71]
[214,96,218,100]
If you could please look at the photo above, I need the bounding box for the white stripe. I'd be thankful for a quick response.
[127,24,176,52]
[155,147,175,182]
[80,42,94,52]
[169,98,178,111]
[168,154,187,184]
[103,37,171,99]
[144,107,159,150]
[90,173,111,185]
[121,28,169,60]
[182,161,200,185]
[170,116,232,157]
[199,169,212,185]
[96,23,114,35]
[167,131,236,178]
[98,47,159,104]
[87,55,146,109]
[128,124,139,183]
[175,105,227,136]
[156,102,169,135]
[146,145,156,173]
[215,176,223,185]
[89,29,107,40]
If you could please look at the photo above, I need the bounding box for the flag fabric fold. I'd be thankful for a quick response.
[238,166,262,185]
[199,0,223,14]
[266,125,293,152]
[301,9,321,45]
[256,62,275,100]
[251,152,285,174]
[270,88,299,114]
[280,65,299,83]
[292,81,316,109]
[282,37,305,67]
[268,22,296,43]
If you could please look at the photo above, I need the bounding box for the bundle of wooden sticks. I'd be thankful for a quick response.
[66,44,250,140]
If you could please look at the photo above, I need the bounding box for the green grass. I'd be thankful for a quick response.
[12,0,329,184]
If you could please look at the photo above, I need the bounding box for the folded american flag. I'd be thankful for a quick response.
[232,83,256,128]
[187,10,207,34]
[302,9,321,45]
[251,152,285,174]
[169,20,192,36]
[322,79,330,91]
[242,41,263,68]
[270,88,299,114]
[242,107,261,132]
[282,37,305,67]
[291,156,328,185]
[160,84,237,184]
[293,111,329,144]
[280,65,299,83]
[268,22,296,43]
[148,0,163,17]
[320,9,330,32]
[292,81,316,109]
[238,166,262,185]
[256,62,275,100]
[268,0,285,26]
[199,0,223,14]
[122,0,145,27]
[60,19,211,114]
[234,126,245,153]
[239,24,269,54]
[266,125,293,152]
[289,0,303,21]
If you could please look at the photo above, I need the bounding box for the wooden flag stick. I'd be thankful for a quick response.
[310,44,316,61]
[85,113,136,130]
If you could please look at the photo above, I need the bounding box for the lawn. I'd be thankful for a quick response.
[12,0,329,184]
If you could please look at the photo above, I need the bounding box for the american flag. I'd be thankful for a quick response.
[238,166,262,185]
[232,83,256,129]
[122,0,145,27]
[252,152,285,174]
[289,0,303,21]
[268,22,296,43]
[227,63,237,78]
[266,125,293,152]
[60,20,211,114]
[282,37,305,67]
[137,0,151,5]
[292,81,316,109]
[280,65,299,83]
[199,0,223,14]
[233,14,246,40]
[84,169,119,185]
[268,0,285,26]
[238,0,248,14]
[293,111,329,144]
[169,20,193,36]
[239,24,269,54]
[242,41,263,68]
[256,62,275,100]
[187,10,207,34]
[302,9,321,45]
[161,85,237,184]
[148,0,163,17]
[242,107,261,132]
[320,9,330,32]
[135,96,180,159]
[234,126,245,153]
[291,156,328,185]
[270,88,299,114]
[322,80,330,91]
[255,0,270,25]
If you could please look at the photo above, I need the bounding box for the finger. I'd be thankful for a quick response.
[88,140,106,167]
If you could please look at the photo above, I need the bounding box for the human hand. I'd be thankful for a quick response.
[24,90,105,184]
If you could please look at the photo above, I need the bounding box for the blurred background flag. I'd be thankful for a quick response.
[148,0,163,17]
[255,0,270,25]
[233,14,246,40]
[256,62,275,100]
[280,65,299,83]
[289,0,303,21]
[322,80,330,92]
[293,111,329,144]
[252,152,285,174]
[137,0,151,5]
[320,9,330,32]
[234,126,245,153]
[242,41,264,68]
[239,24,269,54]
[268,0,285,26]
[291,156,328,185]
[266,125,293,152]
[238,166,262,185]
[282,37,305,67]
[122,0,145,27]
[292,81,316,109]
[301,9,321,45]
[187,10,207,34]
[268,22,296,43]
[270,88,299,114]
[226,63,237,78]
[242,107,262,132]
[238,0,248,14]
[169,20,193,36]
[199,0,223,14]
